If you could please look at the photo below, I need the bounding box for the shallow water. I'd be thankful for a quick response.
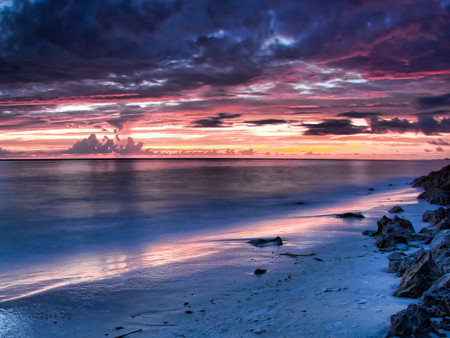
[0,159,447,302]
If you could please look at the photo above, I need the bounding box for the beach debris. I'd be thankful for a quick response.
[314,258,323,262]
[323,287,347,292]
[115,326,124,330]
[368,187,375,191]
[373,215,416,252]
[248,236,283,247]
[394,251,444,298]
[294,201,306,205]
[389,205,404,213]
[185,310,193,314]
[115,329,143,338]
[253,269,267,275]
[336,212,365,219]
[280,252,316,258]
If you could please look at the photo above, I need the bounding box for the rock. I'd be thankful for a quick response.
[386,304,435,337]
[422,210,433,222]
[387,251,406,274]
[248,236,283,247]
[368,187,375,191]
[336,212,365,219]
[419,274,450,318]
[362,230,376,236]
[414,165,450,206]
[389,205,404,213]
[373,216,416,252]
[423,207,450,227]
[396,249,425,277]
[253,269,267,275]
[394,250,444,298]
[429,230,450,273]
[418,190,450,206]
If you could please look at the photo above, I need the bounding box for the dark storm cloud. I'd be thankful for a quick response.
[302,119,368,135]
[0,0,448,99]
[66,134,143,154]
[192,112,241,128]
[370,116,450,135]
[417,93,450,109]
[245,119,287,125]
[337,111,380,118]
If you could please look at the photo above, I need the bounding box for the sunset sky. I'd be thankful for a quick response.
[0,0,449,159]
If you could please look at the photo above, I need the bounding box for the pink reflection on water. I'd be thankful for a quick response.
[0,187,419,303]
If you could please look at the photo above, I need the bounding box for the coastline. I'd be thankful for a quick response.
[0,180,442,337]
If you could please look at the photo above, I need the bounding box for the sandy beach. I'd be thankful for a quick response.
[0,179,442,338]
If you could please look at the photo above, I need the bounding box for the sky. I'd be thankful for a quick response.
[0,0,449,159]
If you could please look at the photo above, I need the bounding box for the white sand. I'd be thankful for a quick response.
[0,184,440,337]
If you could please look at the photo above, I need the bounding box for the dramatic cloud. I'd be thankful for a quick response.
[436,147,444,152]
[0,147,11,157]
[192,113,241,128]
[245,119,287,126]
[370,117,450,135]
[337,111,379,118]
[428,138,450,146]
[66,134,143,154]
[303,119,368,135]
[417,93,450,109]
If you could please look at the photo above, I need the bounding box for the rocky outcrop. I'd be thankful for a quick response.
[336,212,365,219]
[248,236,283,247]
[394,250,444,298]
[389,205,404,213]
[388,275,450,337]
[422,207,450,226]
[413,164,450,206]
[386,304,435,337]
[429,230,450,273]
[373,215,416,252]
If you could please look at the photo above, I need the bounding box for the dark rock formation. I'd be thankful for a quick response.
[362,230,376,236]
[429,230,450,273]
[386,304,434,337]
[419,274,450,319]
[394,250,444,298]
[336,212,365,219]
[253,269,267,275]
[422,207,450,227]
[387,251,406,274]
[389,205,404,213]
[373,215,416,252]
[248,236,283,247]
[413,164,450,206]
[395,249,425,277]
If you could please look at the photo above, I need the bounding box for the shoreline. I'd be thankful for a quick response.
[0,182,441,337]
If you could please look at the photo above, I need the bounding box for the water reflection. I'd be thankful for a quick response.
[0,186,419,303]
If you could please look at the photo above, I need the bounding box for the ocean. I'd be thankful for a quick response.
[0,159,447,302]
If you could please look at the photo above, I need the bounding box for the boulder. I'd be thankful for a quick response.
[423,207,450,227]
[413,165,450,206]
[429,230,450,273]
[386,304,434,337]
[395,249,424,277]
[418,190,450,206]
[336,212,365,219]
[419,274,450,318]
[373,216,416,252]
[389,205,404,213]
[394,250,444,298]
[387,251,406,274]
[248,236,283,247]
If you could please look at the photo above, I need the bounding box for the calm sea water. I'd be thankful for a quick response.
[0,159,446,275]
